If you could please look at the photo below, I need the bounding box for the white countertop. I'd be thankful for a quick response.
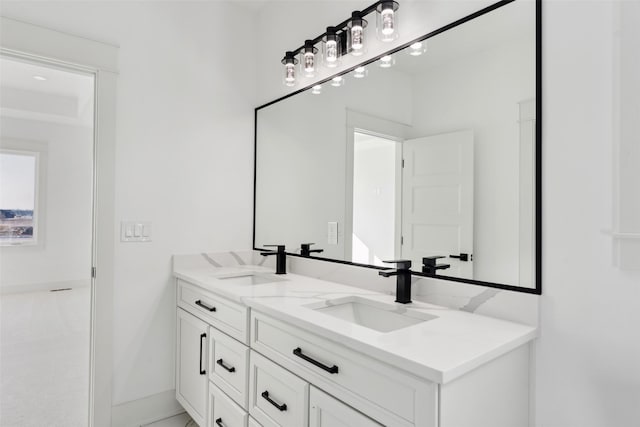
[174,263,537,384]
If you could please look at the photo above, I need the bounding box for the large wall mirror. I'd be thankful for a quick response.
[254,0,541,294]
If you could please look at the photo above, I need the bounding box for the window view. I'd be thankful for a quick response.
[0,150,38,245]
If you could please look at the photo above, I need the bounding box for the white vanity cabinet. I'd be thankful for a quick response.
[176,308,209,427]
[176,276,532,427]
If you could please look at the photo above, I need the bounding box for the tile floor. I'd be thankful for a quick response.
[0,287,90,427]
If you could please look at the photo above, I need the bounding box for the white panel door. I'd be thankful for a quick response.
[401,130,474,277]
[176,308,209,426]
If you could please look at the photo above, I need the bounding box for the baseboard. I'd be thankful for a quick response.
[111,389,184,427]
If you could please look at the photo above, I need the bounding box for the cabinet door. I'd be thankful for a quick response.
[309,386,382,427]
[177,308,209,426]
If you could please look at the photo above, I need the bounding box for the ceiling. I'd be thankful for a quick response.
[0,57,94,127]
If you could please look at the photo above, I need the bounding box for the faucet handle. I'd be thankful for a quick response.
[382,259,412,270]
[422,256,445,267]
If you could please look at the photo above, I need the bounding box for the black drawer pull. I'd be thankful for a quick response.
[195,300,216,312]
[216,358,236,373]
[261,391,287,411]
[199,333,206,375]
[293,347,339,374]
[215,418,225,427]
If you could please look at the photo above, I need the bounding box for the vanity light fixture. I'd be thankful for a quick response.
[353,66,368,78]
[300,40,318,77]
[281,51,298,87]
[379,55,395,68]
[311,84,322,94]
[281,1,400,86]
[376,1,399,41]
[408,41,427,56]
[331,76,345,87]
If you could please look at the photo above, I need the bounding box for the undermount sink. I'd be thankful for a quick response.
[307,296,438,333]
[215,272,288,286]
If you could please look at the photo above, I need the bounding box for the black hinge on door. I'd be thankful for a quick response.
[401,236,404,245]
[91,267,96,278]
[402,158,405,168]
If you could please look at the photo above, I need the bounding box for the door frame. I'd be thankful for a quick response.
[1,17,118,427]
[345,110,409,262]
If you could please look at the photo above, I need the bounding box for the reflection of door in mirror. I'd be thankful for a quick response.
[401,130,474,279]
[351,132,402,266]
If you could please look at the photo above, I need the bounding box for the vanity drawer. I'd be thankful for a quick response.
[209,383,248,427]
[250,312,437,427]
[178,279,249,343]
[248,417,262,427]
[309,386,382,427]
[209,326,249,409]
[249,350,309,427]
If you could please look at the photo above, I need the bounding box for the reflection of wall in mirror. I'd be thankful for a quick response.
[408,35,535,284]
[255,68,411,259]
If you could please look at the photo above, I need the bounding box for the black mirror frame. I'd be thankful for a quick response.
[253,0,542,295]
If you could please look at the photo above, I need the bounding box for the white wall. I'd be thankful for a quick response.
[0,118,93,290]
[409,36,535,284]
[0,0,257,407]
[256,0,640,425]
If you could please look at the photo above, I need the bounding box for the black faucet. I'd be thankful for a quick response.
[379,260,413,304]
[300,243,324,257]
[422,256,451,275]
[260,245,287,274]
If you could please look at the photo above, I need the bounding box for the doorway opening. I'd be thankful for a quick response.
[0,55,95,426]
[351,132,402,266]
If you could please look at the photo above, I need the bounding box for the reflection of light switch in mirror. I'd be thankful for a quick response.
[121,221,152,242]
[328,222,338,245]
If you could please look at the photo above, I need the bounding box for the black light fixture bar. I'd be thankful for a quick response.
[285,0,388,56]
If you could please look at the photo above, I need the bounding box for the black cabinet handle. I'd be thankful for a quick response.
[216,358,236,373]
[293,347,339,374]
[199,333,206,375]
[195,300,216,312]
[215,418,225,427]
[261,391,287,411]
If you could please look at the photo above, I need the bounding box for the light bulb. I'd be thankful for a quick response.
[326,40,338,64]
[285,64,296,86]
[353,66,367,78]
[311,85,322,95]
[379,55,394,68]
[304,52,315,73]
[331,76,344,87]
[381,8,395,36]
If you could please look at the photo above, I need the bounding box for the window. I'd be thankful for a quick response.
[0,149,40,245]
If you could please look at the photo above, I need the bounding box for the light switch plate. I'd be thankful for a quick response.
[121,221,152,242]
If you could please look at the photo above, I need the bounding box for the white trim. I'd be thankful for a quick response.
[1,17,118,427]
[111,390,184,427]
[0,143,46,247]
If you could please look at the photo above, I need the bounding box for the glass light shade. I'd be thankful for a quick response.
[323,27,341,68]
[281,52,298,87]
[331,75,345,87]
[348,11,368,56]
[311,85,322,95]
[408,41,427,56]
[376,1,399,42]
[300,40,318,78]
[379,55,395,68]
[353,66,368,78]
